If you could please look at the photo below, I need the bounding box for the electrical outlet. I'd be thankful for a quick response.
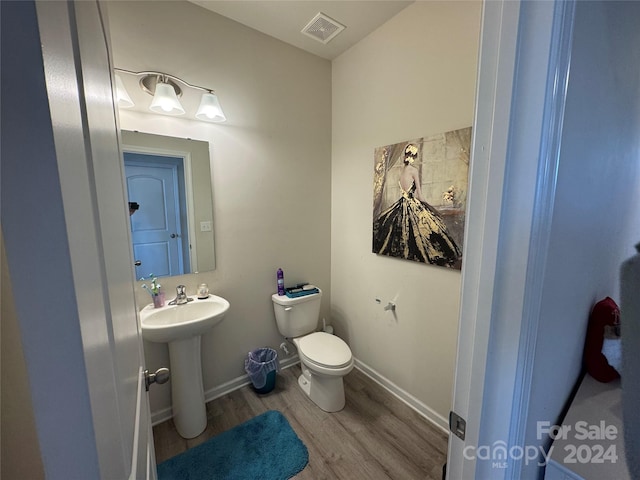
[200,221,212,232]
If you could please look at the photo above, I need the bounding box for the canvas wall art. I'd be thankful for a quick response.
[372,127,471,269]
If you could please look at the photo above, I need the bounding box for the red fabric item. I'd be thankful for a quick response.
[584,297,620,383]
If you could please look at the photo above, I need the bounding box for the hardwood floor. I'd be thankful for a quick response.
[153,365,448,479]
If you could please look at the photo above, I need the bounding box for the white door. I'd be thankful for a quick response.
[125,154,187,278]
[70,1,156,477]
[35,1,154,478]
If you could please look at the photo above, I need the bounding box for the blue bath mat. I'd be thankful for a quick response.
[157,410,308,480]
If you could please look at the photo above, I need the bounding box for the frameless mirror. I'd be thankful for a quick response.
[122,130,215,279]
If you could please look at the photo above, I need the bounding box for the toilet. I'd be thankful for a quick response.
[272,289,354,412]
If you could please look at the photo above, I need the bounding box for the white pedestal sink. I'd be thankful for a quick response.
[140,294,229,438]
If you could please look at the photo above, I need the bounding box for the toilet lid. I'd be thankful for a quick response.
[298,332,352,368]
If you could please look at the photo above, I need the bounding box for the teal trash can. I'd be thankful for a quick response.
[245,347,279,394]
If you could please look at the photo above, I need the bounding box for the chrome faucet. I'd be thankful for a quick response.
[169,285,193,305]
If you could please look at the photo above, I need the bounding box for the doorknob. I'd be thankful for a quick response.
[134,260,142,266]
[170,233,180,238]
[144,367,170,391]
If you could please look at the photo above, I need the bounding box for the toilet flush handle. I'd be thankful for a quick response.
[284,306,293,312]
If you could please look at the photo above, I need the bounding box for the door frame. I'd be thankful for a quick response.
[446,0,575,478]
[446,1,522,477]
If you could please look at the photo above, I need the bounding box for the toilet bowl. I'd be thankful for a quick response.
[272,290,354,412]
[293,332,354,412]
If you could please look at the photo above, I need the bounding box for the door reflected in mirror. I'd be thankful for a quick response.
[122,130,215,278]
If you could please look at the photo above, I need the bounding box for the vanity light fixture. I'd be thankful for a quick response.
[114,68,227,123]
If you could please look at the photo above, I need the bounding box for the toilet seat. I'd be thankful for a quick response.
[296,332,352,369]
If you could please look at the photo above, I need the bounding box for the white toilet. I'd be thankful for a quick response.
[272,289,354,412]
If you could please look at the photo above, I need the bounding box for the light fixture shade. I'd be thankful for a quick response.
[149,82,185,115]
[115,74,134,108]
[195,92,226,122]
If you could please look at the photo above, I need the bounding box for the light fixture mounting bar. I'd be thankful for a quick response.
[114,68,216,94]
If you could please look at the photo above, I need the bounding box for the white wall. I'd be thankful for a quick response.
[521,1,640,477]
[107,1,332,415]
[331,1,481,424]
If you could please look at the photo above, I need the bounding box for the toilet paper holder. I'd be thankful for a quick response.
[375,298,396,312]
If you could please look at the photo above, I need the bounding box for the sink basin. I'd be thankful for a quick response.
[138,293,230,439]
[140,294,229,343]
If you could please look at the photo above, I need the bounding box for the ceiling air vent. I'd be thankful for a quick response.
[301,12,346,44]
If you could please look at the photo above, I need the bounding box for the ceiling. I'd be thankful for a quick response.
[188,1,414,60]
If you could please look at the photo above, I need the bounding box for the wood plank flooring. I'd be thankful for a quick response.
[153,365,448,479]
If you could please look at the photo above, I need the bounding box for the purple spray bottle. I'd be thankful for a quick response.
[277,268,285,296]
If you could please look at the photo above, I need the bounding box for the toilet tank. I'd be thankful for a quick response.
[272,289,322,338]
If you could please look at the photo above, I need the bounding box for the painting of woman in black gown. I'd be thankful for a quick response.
[372,129,470,269]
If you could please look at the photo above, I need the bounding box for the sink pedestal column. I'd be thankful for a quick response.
[168,336,207,438]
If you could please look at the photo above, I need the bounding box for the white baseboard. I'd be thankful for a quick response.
[151,407,173,426]
[151,406,173,426]
[353,358,450,435]
[150,355,300,426]
[151,355,450,437]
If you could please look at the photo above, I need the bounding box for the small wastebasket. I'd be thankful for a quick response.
[245,347,279,394]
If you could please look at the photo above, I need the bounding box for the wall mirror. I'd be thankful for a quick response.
[122,130,215,279]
